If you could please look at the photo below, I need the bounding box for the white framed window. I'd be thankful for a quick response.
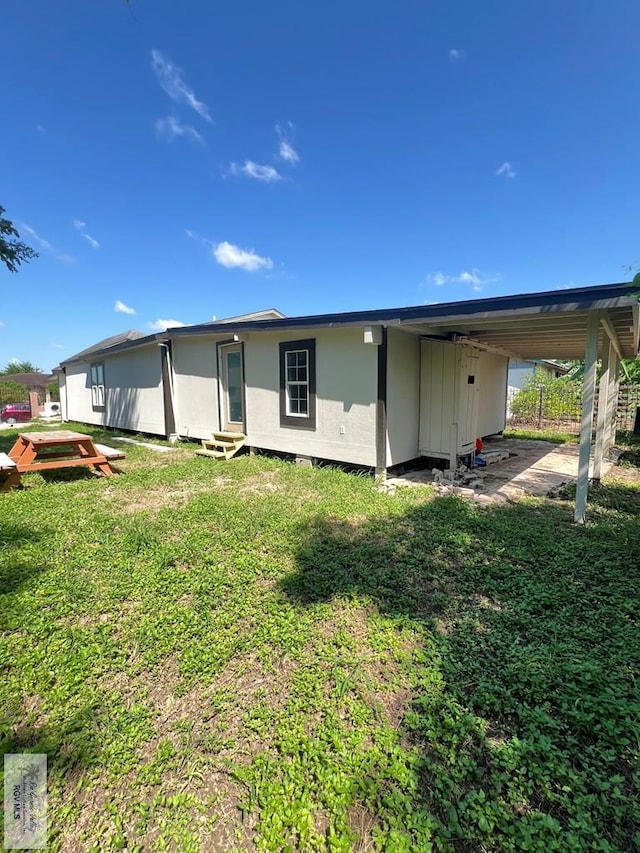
[285,349,309,417]
[279,339,316,429]
[90,362,105,408]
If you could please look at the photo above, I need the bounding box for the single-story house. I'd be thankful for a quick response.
[57,282,639,521]
[0,372,54,397]
[508,359,571,389]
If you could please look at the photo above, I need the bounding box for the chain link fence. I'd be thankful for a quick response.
[507,382,640,433]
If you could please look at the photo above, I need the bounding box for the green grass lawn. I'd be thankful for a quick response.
[1,424,639,852]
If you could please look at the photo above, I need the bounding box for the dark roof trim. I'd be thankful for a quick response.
[168,282,638,337]
[58,282,638,366]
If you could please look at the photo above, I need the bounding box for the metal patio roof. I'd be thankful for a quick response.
[169,281,639,360]
[59,282,639,366]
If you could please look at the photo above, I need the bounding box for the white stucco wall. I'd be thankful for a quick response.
[63,362,106,426]
[63,345,165,435]
[103,346,165,434]
[172,336,221,440]
[58,372,67,420]
[477,350,508,437]
[244,327,378,466]
[386,328,420,466]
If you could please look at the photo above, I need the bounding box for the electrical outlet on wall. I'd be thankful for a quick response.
[339,425,346,435]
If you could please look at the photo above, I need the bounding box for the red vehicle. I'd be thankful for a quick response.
[1,402,32,424]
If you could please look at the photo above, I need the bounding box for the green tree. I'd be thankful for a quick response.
[0,378,29,402]
[0,360,43,375]
[620,272,640,383]
[511,372,582,424]
[0,206,38,273]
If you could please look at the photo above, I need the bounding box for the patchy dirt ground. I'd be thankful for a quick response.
[386,437,631,502]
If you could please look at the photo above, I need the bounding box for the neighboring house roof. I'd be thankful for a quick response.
[538,360,571,373]
[215,308,286,324]
[509,359,571,374]
[62,330,147,366]
[58,282,640,366]
[0,372,53,388]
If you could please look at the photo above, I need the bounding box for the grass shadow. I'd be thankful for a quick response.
[280,488,640,851]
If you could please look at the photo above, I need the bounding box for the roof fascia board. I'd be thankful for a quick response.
[60,333,161,366]
[168,283,638,337]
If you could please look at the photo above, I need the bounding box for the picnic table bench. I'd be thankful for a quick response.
[0,453,20,492]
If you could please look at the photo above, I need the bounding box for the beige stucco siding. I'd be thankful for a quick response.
[244,327,378,466]
[63,362,106,426]
[386,328,420,466]
[477,351,508,437]
[62,345,165,435]
[58,372,67,420]
[103,346,165,434]
[172,336,221,440]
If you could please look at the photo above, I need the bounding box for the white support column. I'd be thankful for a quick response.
[574,311,600,524]
[593,339,612,482]
[604,350,620,456]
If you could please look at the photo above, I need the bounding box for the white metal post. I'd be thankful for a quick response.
[602,349,618,457]
[593,338,612,482]
[574,311,600,524]
[608,351,620,452]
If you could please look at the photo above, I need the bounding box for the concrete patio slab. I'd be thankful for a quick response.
[386,437,617,503]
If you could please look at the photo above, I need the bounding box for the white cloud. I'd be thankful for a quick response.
[0,320,5,328]
[279,140,299,164]
[115,300,136,315]
[82,233,100,250]
[73,219,100,249]
[52,343,65,349]
[21,224,75,264]
[21,224,52,252]
[449,49,461,62]
[213,241,273,272]
[275,122,299,164]
[496,161,516,179]
[225,161,282,182]
[426,269,499,293]
[151,49,211,123]
[242,160,282,182]
[155,115,204,145]
[148,318,186,331]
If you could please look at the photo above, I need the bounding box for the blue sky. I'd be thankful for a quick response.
[2,0,639,371]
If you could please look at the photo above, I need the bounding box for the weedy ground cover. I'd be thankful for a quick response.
[1,424,639,851]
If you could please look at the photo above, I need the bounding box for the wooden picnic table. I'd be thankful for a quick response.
[7,430,115,479]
